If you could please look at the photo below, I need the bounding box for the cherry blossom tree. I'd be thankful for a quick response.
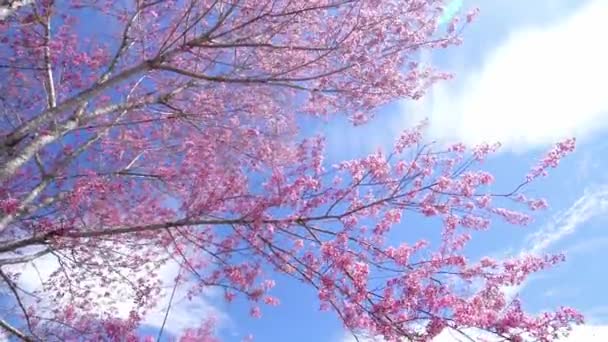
[0,1,581,341]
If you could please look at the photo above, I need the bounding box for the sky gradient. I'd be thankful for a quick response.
[229,0,608,340]
[2,1,608,341]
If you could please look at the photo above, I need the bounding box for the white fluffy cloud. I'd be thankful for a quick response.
[403,0,608,151]
[140,262,224,336]
[1,252,220,337]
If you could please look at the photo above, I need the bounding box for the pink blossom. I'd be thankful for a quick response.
[250,306,262,319]
[0,1,580,341]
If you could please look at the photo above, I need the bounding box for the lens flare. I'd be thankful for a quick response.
[439,0,464,24]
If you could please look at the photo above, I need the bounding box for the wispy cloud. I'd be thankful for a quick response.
[337,186,608,342]
[497,186,608,300]
[566,236,608,256]
[402,0,608,151]
[524,186,608,254]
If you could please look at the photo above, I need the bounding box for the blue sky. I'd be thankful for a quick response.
[125,0,608,340]
[3,0,608,341]
[221,0,608,340]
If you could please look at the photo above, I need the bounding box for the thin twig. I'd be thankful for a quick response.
[156,266,181,342]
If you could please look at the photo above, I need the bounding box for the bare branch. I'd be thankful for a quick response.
[0,319,34,342]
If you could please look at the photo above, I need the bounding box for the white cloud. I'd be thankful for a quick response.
[1,249,220,337]
[432,325,608,342]
[0,1,34,20]
[403,0,608,151]
[563,325,608,341]
[140,262,224,336]
[415,325,608,342]
[340,325,608,342]
[434,325,608,342]
[337,186,608,342]
[524,186,608,254]
[495,186,608,341]
[499,186,608,299]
